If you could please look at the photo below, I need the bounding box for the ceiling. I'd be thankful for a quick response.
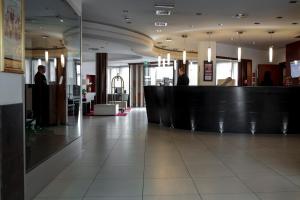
[25,0,80,49]
[83,0,300,51]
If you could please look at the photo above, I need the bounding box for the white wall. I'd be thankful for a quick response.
[0,73,23,105]
[217,43,269,73]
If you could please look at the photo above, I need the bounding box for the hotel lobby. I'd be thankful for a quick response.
[1,0,300,199]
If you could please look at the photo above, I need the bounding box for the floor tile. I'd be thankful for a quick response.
[143,179,198,195]
[37,180,92,198]
[202,193,259,200]
[194,177,250,194]
[85,179,143,197]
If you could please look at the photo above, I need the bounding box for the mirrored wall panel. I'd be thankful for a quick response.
[25,0,81,171]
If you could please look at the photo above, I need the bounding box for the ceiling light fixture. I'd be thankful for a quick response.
[234,13,248,19]
[207,32,213,63]
[166,38,172,42]
[45,51,49,63]
[54,58,57,68]
[182,35,188,64]
[237,31,243,62]
[154,4,175,9]
[158,55,162,67]
[167,53,171,66]
[61,54,65,68]
[156,29,162,33]
[268,31,275,63]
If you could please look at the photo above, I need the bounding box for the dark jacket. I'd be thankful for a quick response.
[177,74,189,86]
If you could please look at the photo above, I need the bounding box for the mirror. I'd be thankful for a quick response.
[24,0,81,171]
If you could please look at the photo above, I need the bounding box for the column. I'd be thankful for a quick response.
[96,53,107,104]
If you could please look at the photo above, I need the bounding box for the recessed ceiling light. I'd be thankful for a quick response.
[276,16,283,19]
[292,22,299,25]
[89,48,99,51]
[42,35,49,39]
[233,13,248,19]
[155,22,168,27]
[289,1,298,4]
[166,38,172,42]
[154,4,175,9]
[124,17,131,21]
[196,12,202,16]
[156,10,172,16]
[254,22,261,25]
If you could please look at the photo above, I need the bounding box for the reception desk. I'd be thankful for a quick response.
[144,86,300,134]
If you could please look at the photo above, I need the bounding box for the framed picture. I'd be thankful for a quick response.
[0,0,24,73]
[203,61,213,81]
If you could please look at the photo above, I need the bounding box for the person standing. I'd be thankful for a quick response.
[34,65,47,129]
[177,66,190,86]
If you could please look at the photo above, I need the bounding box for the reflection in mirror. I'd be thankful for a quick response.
[24,0,81,171]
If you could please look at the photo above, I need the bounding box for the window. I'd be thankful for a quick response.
[216,59,238,86]
[76,64,81,86]
[188,62,198,86]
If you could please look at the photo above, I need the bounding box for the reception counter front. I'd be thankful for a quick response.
[144,86,300,134]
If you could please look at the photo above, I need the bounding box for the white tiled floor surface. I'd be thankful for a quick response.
[35,109,300,200]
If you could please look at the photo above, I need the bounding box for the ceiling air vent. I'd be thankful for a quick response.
[155,21,168,27]
[156,10,172,16]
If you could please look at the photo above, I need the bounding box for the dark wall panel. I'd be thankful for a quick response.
[0,103,24,199]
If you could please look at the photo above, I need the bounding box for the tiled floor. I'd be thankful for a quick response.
[35,108,300,200]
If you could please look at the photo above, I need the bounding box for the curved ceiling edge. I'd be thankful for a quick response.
[83,20,155,57]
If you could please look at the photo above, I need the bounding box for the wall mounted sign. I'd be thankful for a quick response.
[1,0,24,73]
[203,61,213,81]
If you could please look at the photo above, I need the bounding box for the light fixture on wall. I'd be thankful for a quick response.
[61,54,65,68]
[167,53,171,66]
[237,31,243,62]
[207,32,213,63]
[158,55,162,67]
[182,34,188,64]
[268,31,275,63]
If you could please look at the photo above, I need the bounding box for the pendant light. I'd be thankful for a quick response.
[182,34,188,64]
[183,50,187,64]
[268,31,275,63]
[207,32,212,63]
[45,51,49,63]
[60,54,65,68]
[54,58,57,68]
[237,31,243,63]
[167,53,171,66]
[158,55,162,67]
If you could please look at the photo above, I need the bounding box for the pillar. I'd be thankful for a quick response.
[96,53,107,104]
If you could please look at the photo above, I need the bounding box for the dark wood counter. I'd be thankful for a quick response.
[144,86,300,134]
